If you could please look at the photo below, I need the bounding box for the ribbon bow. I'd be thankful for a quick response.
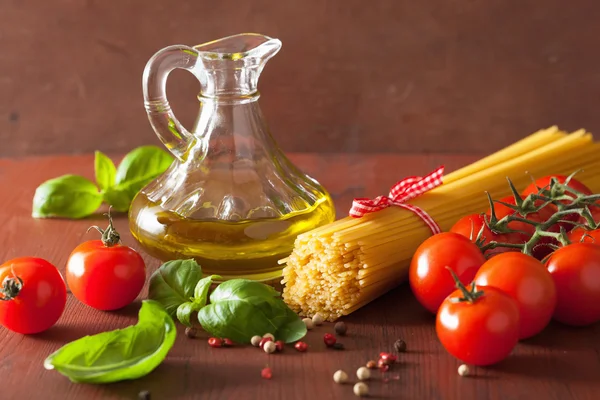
[349,166,445,235]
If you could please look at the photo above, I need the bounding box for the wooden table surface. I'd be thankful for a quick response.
[1,153,599,400]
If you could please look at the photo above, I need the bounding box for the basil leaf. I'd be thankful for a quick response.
[102,188,132,212]
[32,175,103,219]
[198,295,307,343]
[176,302,195,327]
[148,259,202,317]
[209,279,280,303]
[43,300,176,384]
[115,145,173,187]
[194,275,221,306]
[94,151,116,191]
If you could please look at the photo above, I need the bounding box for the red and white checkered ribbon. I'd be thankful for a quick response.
[349,166,445,235]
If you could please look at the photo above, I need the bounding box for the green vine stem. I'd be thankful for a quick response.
[479,174,600,257]
[446,267,484,304]
[87,207,121,247]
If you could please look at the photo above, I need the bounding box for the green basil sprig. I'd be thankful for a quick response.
[44,300,176,384]
[148,260,307,343]
[32,146,173,219]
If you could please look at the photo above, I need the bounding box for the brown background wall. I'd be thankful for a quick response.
[1,0,599,157]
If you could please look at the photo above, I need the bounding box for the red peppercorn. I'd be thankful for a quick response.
[259,337,273,349]
[294,341,308,352]
[379,364,390,372]
[275,340,285,352]
[208,337,223,348]
[223,338,234,347]
[261,367,272,380]
[323,333,337,347]
[377,359,388,369]
[379,352,397,364]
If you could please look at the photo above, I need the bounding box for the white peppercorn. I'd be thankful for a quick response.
[302,318,314,330]
[353,382,369,397]
[333,370,348,384]
[263,341,277,354]
[356,366,371,381]
[251,335,262,347]
[312,313,324,326]
[262,333,275,341]
[458,364,470,377]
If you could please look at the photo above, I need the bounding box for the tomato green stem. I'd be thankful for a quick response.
[0,275,23,301]
[445,267,484,304]
[87,206,121,247]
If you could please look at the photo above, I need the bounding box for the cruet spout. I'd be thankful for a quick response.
[142,33,281,160]
[194,33,282,97]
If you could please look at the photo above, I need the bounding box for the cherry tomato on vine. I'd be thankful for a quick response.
[522,175,593,233]
[436,280,520,366]
[522,175,592,201]
[488,196,558,260]
[567,227,600,244]
[450,213,529,258]
[409,232,485,314]
[545,243,600,326]
[0,257,67,334]
[474,252,556,339]
[66,213,146,311]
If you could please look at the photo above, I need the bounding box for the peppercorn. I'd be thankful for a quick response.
[261,367,272,379]
[334,321,347,336]
[263,341,277,354]
[302,318,314,330]
[379,364,390,372]
[353,382,369,397]
[294,341,308,352]
[332,342,345,350]
[184,327,197,339]
[377,359,388,369]
[275,340,285,352]
[312,313,324,326]
[223,338,234,347]
[366,360,377,369]
[458,364,470,377]
[208,337,223,348]
[379,352,397,364]
[323,333,337,347]
[333,370,348,384]
[356,366,371,381]
[263,333,275,341]
[251,335,263,347]
[259,337,273,350]
[138,390,151,400]
[394,339,407,353]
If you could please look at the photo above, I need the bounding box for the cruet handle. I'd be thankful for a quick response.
[142,45,199,161]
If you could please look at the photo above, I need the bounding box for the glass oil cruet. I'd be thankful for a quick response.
[129,33,335,281]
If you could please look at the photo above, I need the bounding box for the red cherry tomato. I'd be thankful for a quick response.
[522,175,593,233]
[522,175,592,200]
[66,239,146,311]
[450,213,529,258]
[409,232,485,314]
[488,196,558,260]
[545,243,600,326]
[436,284,520,366]
[0,257,67,334]
[567,227,600,244]
[474,252,556,339]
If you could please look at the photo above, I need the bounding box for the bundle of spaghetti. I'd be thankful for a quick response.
[280,127,600,321]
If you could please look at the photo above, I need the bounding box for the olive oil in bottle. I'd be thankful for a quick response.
[129,191,335,281]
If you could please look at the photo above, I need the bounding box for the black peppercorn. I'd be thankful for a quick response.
[334,321,347,336]
[332,342,345,350]
[394,339,407,353]
[185,327,198,339]
[138,390,151,400]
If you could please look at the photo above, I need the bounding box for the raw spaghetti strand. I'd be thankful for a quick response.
[280,127,600,321]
